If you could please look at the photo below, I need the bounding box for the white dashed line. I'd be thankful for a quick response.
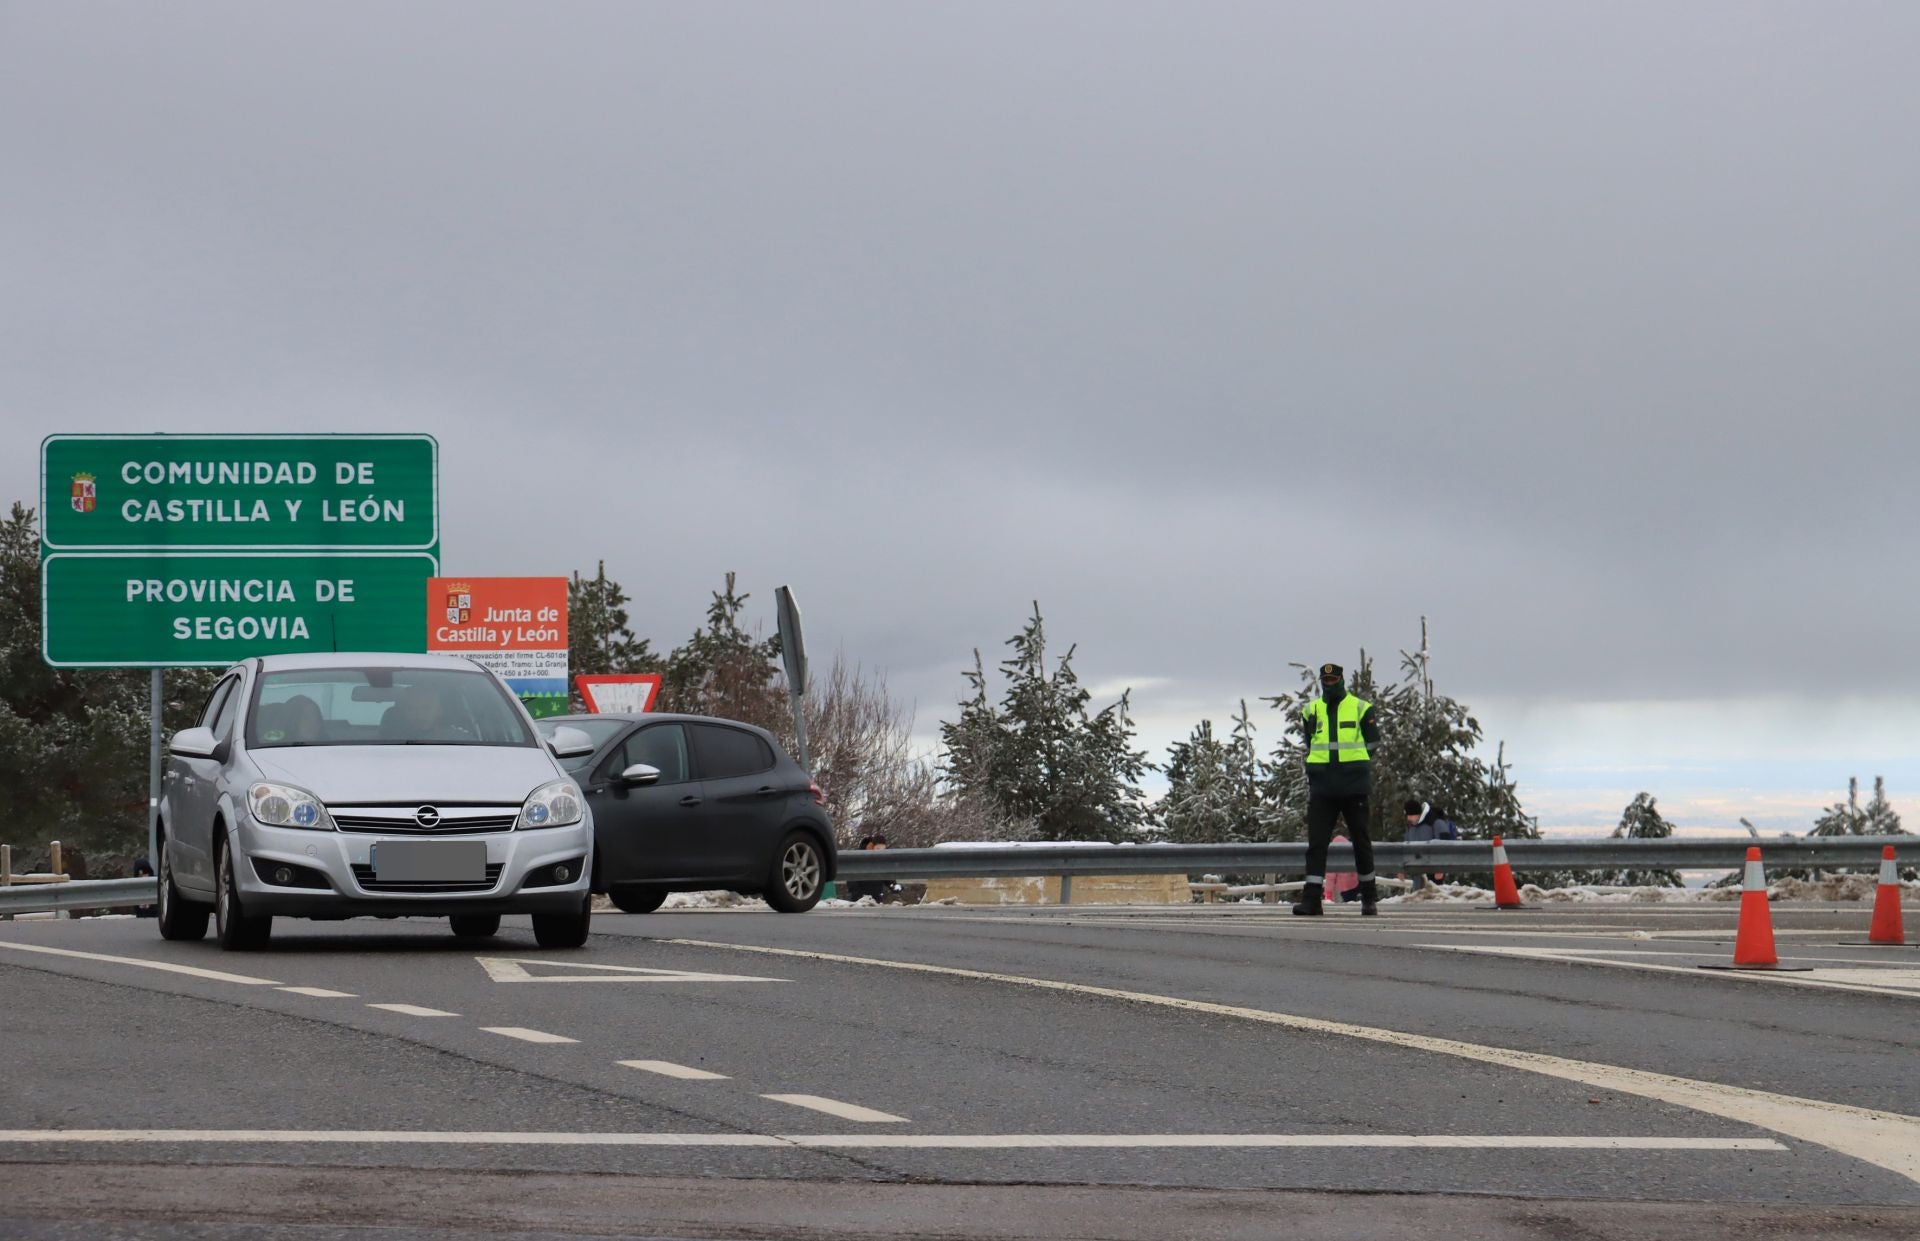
[0,941,281,985]
[761,1094,907,1123]
[277,986,356,998]
[618,1060,729,1080]
[481,1027,578,1044]
[367,1004,460,1017]
[0,1129,1785,1151]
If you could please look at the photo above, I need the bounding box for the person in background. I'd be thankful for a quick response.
[846,834,890,901]
[1324,835,1362,903]
[1419,803,1461,888]
[1402,799,1432,891]
[1403,800,1460,891]
[133,855,157,918]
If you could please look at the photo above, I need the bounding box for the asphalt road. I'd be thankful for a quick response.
[2,900,1916,1239]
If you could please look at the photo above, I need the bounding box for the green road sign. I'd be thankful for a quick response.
[41,434,437,550]
[42,553,438,667]
[41,434,440,668]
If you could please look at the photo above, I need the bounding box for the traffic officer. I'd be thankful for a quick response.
[1293,663,1383,916]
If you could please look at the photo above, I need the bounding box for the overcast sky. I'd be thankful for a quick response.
[5,1,1916,833]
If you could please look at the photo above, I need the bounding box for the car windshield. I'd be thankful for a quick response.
[248,667,536,749]
[536,716,626,772]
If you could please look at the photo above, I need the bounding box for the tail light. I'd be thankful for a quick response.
[808,781,826,807]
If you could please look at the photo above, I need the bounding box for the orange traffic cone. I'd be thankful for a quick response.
[1489,835,1527,909]
[1868,846,1906,946]
[1702,847,1809,972]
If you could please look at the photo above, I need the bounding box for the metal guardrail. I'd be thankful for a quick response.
[0,877,157,915]
[833,836,1910,880]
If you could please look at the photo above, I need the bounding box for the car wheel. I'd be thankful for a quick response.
[609,886,667,914]
[214,840,272,951]
[449,913,502,938]
[765,831,825,913]
[532,895,592,948]
[156,837,209,942]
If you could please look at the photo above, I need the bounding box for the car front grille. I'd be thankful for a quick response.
[330,805,521,835]
[350,863,504,894]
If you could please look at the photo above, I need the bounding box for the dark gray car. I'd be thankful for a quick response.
[535,713,836,913]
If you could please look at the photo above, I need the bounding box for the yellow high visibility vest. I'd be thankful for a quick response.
[1304,695,1371,764]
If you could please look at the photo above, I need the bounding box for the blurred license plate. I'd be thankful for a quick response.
[373,840,486,882]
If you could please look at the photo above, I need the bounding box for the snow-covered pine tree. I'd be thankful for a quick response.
[660,572,784,724]
[567,562,663,701]
[936,603,1148,842]
[1159,720,1234,843]
[1799,775,1912,880]
[1162,702,1296,843]
[1601,792,1683,888]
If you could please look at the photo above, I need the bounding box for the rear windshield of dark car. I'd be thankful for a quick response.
[536,716,629,772]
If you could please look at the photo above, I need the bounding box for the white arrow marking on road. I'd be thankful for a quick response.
[474,956,784,984]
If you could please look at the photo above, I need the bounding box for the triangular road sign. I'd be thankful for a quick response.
[475,956,785,984]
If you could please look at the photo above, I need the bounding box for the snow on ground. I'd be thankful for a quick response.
[1379,877,1920,905]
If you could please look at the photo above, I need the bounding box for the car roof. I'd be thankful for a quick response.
[543,712,774,733]
[250,651,486,672]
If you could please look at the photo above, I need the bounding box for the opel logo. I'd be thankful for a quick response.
[414,806,441,828]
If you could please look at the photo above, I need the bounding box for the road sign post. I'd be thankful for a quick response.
[775,585,809,771]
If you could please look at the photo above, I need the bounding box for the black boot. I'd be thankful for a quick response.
[1292,882,1324,916]
[1359,879,1379,916]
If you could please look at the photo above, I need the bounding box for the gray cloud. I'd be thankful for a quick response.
[5,1,1917,751]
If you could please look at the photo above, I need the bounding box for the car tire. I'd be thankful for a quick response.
[449,913,502,938]
[214,839,272,951]
[764,830,825,913]
[609,886,667,915]
[532,895,592,948]
[155,837,209,942]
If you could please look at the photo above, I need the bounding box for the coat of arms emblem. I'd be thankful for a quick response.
[445,583,472,625]
[70,472,97,514]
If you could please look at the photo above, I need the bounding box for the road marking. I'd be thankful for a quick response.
[367,1003,459,1017]
[474,956,784,984]
[277,986,356,998]
[618,1060,729,1080]
[0,1129,1782,1151]
[761,1095,908,1123]
[0,941,280,986]
[480,1027,577,1044]
[1424,944,1920,999]
[659,937,1920,1186]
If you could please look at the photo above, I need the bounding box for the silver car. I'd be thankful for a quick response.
[156,652,597,951]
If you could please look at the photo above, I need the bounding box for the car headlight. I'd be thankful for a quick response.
[518,779,582,829]
[248,782,334,830]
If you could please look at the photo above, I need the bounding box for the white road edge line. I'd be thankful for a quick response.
[761,1094,908,1123]
[277,986,356,998]
[480,1027,577,1044]
[659,937,1920,1186]
[367,1003,460,1017]
[618,1060,730,1081]
[1421,944,1920,998]
[0,941,280,986]
[0,1130,1783,1151]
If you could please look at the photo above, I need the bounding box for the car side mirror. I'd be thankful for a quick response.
[169,726,218,759]
[546,726,596,759]
[620,763,662,786]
